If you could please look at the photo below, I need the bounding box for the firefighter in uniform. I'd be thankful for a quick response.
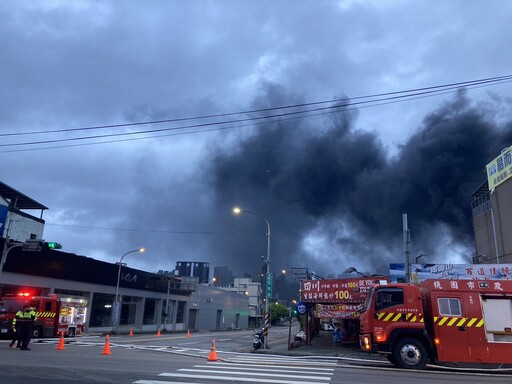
[9,310,24,348]
[18,306,37,351]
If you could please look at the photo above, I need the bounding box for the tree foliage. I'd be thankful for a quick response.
[269,303,290,324]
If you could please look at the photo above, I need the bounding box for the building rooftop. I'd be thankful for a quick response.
[0,181,48,210]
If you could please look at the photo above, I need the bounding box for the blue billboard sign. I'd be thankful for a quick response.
[0,205,7,236]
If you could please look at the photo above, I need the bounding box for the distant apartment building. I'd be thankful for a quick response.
[471,146,512,264]
[175,261,210,284]
[232,277,262,328]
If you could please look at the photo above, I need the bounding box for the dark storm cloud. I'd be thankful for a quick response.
[2,1,512,276]
[207,86,512,276]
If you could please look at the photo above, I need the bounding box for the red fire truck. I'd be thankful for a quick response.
[0,292,87,338]
[359,279,512,369]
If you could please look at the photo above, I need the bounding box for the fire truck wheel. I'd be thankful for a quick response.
[392,337,428,370]
[32,326,43,339]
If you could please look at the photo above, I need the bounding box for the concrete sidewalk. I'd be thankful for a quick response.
[256,329,385,361]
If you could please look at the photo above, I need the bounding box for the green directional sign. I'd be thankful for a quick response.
[266,273,273,298]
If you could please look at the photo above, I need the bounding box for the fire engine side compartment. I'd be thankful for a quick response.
[57,298,87,337]
[32,296,87,337]
[423,280,512,365]
[478,294,512,363]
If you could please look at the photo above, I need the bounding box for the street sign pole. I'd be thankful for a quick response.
[266,272,273,298]
[264,272,273,348]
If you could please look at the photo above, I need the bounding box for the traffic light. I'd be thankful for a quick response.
[44,242,62,250]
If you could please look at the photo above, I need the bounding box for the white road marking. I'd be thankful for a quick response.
[159,372,330,384]
[196,362,335,372]
[224,356,338,366]
[135,381,204,384]
[177,368,332,380]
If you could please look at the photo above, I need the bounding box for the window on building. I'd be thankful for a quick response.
[176,301,186,324]
[120,295,137,325]
[471,193,490,216]
[143,298,157,325]
[438,298,462,316]
[89,293,114,327]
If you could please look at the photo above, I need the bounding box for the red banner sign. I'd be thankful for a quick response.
[301,277,388,303]
[315,303,363,319]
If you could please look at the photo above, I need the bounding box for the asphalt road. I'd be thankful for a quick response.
[0,330,510,384]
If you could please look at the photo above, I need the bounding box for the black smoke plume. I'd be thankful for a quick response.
[207,86,512,277]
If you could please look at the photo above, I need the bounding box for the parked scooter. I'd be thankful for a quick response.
[294,330,306,342]
[253,328,265,350]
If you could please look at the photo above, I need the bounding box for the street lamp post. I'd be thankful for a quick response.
[162,277,171,332]
[235,280,239,329]
[416,254,425,263]
[344,267,368,277]
[113,248,145,333]
[233,207,271,349]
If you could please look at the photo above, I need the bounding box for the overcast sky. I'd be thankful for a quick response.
[2,0,512,278]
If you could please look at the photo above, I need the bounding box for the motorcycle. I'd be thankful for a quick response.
[252,329,265,350]
[294,330,306,342]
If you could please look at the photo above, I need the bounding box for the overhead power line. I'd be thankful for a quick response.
[1,74,511,153]
[1,80,503,153]
[45,222,262,237]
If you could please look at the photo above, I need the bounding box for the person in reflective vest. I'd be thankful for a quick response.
[9,310,24,348]
[18,306,37,351]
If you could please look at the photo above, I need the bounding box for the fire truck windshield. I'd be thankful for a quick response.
[361,287,374,312]
[0,298,29,313]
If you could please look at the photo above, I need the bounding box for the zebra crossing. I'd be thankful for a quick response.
[133,354,336,384]
[222,353,339,366]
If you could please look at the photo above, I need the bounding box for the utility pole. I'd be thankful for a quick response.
[403,214,411,283]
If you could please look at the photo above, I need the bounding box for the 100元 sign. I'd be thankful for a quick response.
[334,290,352,300]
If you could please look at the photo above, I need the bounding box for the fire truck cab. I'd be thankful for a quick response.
[0,293,87,338]
[359,279,512,369]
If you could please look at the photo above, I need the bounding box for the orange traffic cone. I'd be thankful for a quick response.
[56,332,65,350]
[207,339,218,361]
[157,329,161,337]
[129,328,133,336]
[101,334,112,355]
[186,329,191,338]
